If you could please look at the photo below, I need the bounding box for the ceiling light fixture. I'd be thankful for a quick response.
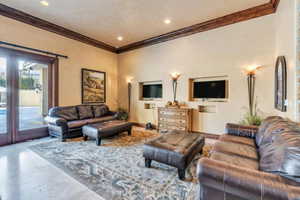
[40,1,49,6]
[164,19,171,24]
[117,36,123,41]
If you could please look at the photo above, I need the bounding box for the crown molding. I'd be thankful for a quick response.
[271,0,280,11]
[0,3,117,53]
[0,0,279,54]
[117,0,280,53]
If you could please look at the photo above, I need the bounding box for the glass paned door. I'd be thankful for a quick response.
[0,57,7,134]
[0,47,56,146]
[0,56,9,146]
[18,60,49,132]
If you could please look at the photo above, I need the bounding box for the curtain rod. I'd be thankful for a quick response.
[0,41,68,59]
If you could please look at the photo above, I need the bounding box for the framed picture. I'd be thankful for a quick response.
[81,68,106,104]
[275,56,287,112]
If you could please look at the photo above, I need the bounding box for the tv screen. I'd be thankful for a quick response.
[193,80,226,99]
[142,84,162,98]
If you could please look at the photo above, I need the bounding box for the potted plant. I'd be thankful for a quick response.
[117,108,129,121]
[240,101,263,126]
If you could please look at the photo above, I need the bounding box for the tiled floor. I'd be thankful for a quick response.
[0,138,104,200]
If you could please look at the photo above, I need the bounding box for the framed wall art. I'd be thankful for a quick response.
[81,68,106,104]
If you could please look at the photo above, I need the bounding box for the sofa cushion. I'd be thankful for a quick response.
[219,134,256,147]
[255,116,283,146]
[86,116,115,124]
[213,141,258,160]
[67,120,88,129]
[258,119,300,148]
[49,106,78,121]
[211,151,259,170]
[259,130,300,183]
[77,105,94,120]
[92,105,109,118]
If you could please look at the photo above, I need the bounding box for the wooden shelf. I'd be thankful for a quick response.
[198,105,217,113]
[144,103,156,109]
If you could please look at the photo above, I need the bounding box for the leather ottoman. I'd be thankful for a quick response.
[143,130,205,180]
[82,120,132,146]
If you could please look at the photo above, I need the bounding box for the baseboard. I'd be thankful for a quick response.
[131,122,158,129]
[131,122,220,140]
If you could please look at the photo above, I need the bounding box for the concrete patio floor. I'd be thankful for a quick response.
[0,107,45,134]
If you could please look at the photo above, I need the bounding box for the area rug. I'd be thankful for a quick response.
[30,128,210,200]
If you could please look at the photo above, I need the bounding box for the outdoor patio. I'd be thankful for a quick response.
[0,106,45,134]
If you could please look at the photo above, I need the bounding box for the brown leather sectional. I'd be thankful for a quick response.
[197,116,300,200]
[45,104,119,141]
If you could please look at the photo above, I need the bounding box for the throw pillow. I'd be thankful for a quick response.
[50,106,78,121]
[77,105,94,120]
[93,105,109,118]
[255,116,283,146]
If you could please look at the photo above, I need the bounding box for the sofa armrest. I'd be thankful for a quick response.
[226,123,258,139]
[107,111,121,119]
[45,116,67,126]
[197,158,300,200]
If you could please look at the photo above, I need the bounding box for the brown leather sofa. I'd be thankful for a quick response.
[45,104,118,141]
[197,116,300,200]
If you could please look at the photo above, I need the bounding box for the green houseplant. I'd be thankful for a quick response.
[117,108,129,121]
[240,100,263,126]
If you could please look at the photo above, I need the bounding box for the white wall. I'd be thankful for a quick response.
[275,0,297,120]
[118,2,296,134]
[0,16,119,109]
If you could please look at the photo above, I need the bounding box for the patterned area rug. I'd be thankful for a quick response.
[30,127,211,200]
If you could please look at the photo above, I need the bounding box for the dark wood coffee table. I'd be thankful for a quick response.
[143,130,205,180]
[82,120,132,146]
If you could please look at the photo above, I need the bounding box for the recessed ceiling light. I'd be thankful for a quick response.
[164,19,171,24]
[40,1,49,6]
[117,36,123,41]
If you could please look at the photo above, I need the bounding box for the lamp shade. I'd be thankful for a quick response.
[170,72,181,80]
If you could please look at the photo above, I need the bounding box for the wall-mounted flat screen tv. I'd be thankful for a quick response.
[193,80,227,99]
[142,84,162,98]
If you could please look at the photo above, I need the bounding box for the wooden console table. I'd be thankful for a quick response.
[158,107,192,133]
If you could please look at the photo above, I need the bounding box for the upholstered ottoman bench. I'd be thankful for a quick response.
[82,120,132,146]
[143,130,205,180]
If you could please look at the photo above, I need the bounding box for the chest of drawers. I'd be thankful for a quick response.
[158,107,192,132]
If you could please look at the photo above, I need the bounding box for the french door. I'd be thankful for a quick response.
[0,47,58,146]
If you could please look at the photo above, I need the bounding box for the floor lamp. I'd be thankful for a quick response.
[127,79,132,117]
[247,72,255,116]
[246,66,260,116]
[170,72,181,105]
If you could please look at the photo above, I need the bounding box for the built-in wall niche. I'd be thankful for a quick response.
[189,76,229,102]
[139,81,163,101]
[198,105,217,113]
[144,103,156,109]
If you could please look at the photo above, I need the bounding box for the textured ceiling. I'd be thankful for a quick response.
[0,0,269,47]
